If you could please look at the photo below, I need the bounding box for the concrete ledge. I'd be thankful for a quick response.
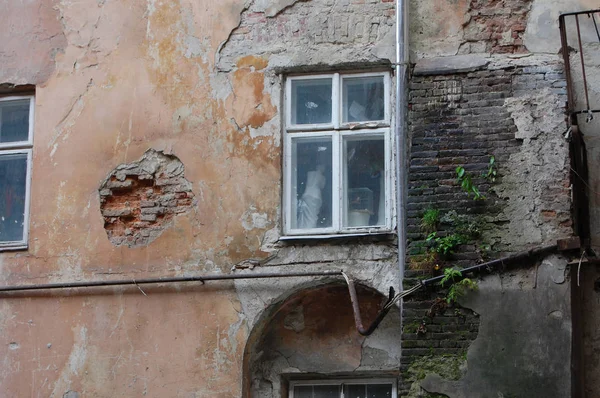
[413,54,490,76]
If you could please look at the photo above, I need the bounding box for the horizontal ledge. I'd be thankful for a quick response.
[279,231,395,241]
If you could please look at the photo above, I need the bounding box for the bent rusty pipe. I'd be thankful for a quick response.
[342,272,396,336]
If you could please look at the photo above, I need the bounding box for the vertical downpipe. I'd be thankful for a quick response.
[395,0,408,352]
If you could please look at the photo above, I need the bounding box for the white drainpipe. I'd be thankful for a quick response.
[395,0,408,331]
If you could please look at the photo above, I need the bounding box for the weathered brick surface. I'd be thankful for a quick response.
[99,150,195,247]
[461,0,534,54]
[406,63,568,265]
[400,63,569,396]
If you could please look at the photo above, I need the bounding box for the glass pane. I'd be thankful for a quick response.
[342,76,385,123]
[343,136,385,228]
[344,384,367,398]
[0,99,30,144]
[313,385,340,398]
[291,78,332,125]
[291,137,332,230]
[0,153,28,243]
[367,384,393,398]
[294,386,313,398]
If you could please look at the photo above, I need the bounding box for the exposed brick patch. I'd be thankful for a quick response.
[407,63,568,264]
[99,149,195,247]
[461,0,533,54]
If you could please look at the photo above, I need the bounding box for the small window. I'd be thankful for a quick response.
[0,95,34,250]
[289,379,397,398]
[283,72,392,236]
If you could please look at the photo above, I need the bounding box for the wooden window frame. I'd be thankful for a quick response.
[282,72,393,238]
[0,95,35,250]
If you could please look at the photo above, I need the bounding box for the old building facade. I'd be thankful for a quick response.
[0,0,598,397]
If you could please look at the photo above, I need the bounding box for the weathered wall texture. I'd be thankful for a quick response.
[0,0,584,397]
[0,0,67,86]
[421,256,572,398]
[0,0,398,396]
[245,284,401,397]
[409,0,597,58]
[402,54,573,397]
[560,9,600,396]
[581,264,600,397]
[403,0,581,396]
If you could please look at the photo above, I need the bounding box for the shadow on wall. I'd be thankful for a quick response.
[242,283,402,398]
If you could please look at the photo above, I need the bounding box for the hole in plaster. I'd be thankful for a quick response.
[99,149,195,247]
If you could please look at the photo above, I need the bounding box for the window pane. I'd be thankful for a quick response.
[0,153,28,243]
[313,385,340,398]
[367,384,393,398]
[0,99,30,144]
[294,386,313,398]
[291,137,332,230]
[342,76,385,123]
[344,384,367,398]
[291,78,332,125]
[343,136,385,228]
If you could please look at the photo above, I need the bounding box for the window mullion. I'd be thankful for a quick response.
[332,133,341,232]
[332,73,340,129]
[283,132,292,233]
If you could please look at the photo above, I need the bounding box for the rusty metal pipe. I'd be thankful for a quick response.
[559,9,600,18]
[575,15,592,113]
[0,269,402,336]
[559,14,575,116]
[0,270,344,293]
[342,272,396,336]
[420,244,558,287]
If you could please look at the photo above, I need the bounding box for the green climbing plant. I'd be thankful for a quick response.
[483,155,497,183]
[440,267,478,304]
[426,232,468,256]
[456,166,484,200]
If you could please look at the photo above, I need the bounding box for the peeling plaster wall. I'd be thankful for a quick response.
[0,0,398,396]
[421,256,572,398]
[0,0,584,396]
[405,0,581,395]
[246,284,402,397]
[0,0,67,86]
[409,0,596,59]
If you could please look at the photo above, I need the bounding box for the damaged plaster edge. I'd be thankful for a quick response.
[264,0,306,18]
[269,59,394,76]
[0,83,36,95]
[233,262,400,330]
[412,53,565,76]
[214,0,254,72]
[413,54,491,76]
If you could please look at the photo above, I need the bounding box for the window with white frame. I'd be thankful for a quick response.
[283,72,392,236]
[289,379,397,398]
[0,95,34,249]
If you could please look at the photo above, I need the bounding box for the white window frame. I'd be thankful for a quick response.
[283,71,393,237]
[0,95,35,251]
[289,378,398,398]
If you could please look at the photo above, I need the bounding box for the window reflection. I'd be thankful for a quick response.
[343,136,385,228]
[291,137,332,230]
[342,76,385,123]
[291,78,333,125]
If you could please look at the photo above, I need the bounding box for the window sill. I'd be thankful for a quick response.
[279,230,396,242]
[0,244,28,252]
